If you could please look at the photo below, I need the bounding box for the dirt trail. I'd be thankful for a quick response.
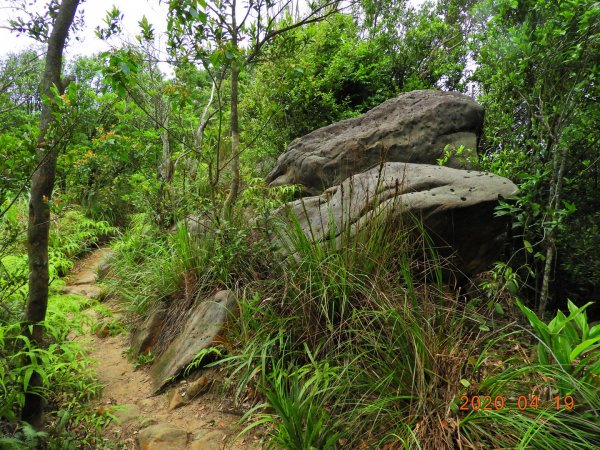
[67,248,263,450]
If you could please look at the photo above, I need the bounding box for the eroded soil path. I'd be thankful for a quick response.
[66,248,263,450]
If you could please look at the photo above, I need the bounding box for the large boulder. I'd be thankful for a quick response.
[273,163,517,277]
[149,290,236,392]
[266,90,484,195]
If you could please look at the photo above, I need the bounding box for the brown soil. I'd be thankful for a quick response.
[68,248,264,449]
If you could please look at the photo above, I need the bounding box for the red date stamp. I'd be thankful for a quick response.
[459,395,575,411]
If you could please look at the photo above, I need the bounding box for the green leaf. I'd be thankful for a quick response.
[552,335,571,367]
[119,62,130,75]
[479,324,490,332]
[569,335,600,361]
[23,367,34,392]
[516,299,550,343]
[567,300,592,338]
[537,343,549,365]
[523,240,533,254]
[548,310,567,333]
[460,379,471,388]
[494,303,505,315]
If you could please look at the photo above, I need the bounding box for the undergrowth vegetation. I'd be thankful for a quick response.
[0,200,119,448]
[213,209,599,449]
[1,200,116,321]
[1,0,598,447]
[103,191,600,448]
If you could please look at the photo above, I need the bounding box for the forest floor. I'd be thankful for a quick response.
[65,248,264,450]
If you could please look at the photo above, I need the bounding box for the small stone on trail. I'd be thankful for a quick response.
[137,423,188,450]
[112,404,141,425]
[138,398,155,411]
[71,270,97,285]
[139,417,158,430]
[168,389,189,411]
[191,430,227,450]
[187,376,211,399]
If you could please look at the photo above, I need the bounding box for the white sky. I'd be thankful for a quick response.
[0,1,169,58]
[0,0,428,75]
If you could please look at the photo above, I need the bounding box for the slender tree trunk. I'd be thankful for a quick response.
[222,0,240,218]
[539,143,568,317]
[22,0,80,428]
[157,114,173,228]
[158,117,172,183]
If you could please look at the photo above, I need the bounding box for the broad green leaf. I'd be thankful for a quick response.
[551,335,571,367]
[23,367,33,392]
[567,300,592,338]
[494,303,505,315]
[516,299,550,343]
[569,335,600,361]
[537,343,549,366]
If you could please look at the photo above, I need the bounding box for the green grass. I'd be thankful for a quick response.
[216,197,600,449]
[92,183,600,449]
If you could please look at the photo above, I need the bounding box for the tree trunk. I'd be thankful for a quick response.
[22,0,80,428]
[222,0,240,218]
[538,143,568,317]
[158,117,172,184]
[157,115,173,228]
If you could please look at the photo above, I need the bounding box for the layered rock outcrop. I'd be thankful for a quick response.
[274,163,517,277]
[267,90,518,278]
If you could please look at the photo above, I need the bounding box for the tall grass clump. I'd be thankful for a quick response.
[105,209,274,360]
[222,178,600,449]
[104,213,184,315]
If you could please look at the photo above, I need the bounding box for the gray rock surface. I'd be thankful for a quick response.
[149,290,236,392]
[266,90,484,195]
[274,162,517,277]
[61,284,103,299]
